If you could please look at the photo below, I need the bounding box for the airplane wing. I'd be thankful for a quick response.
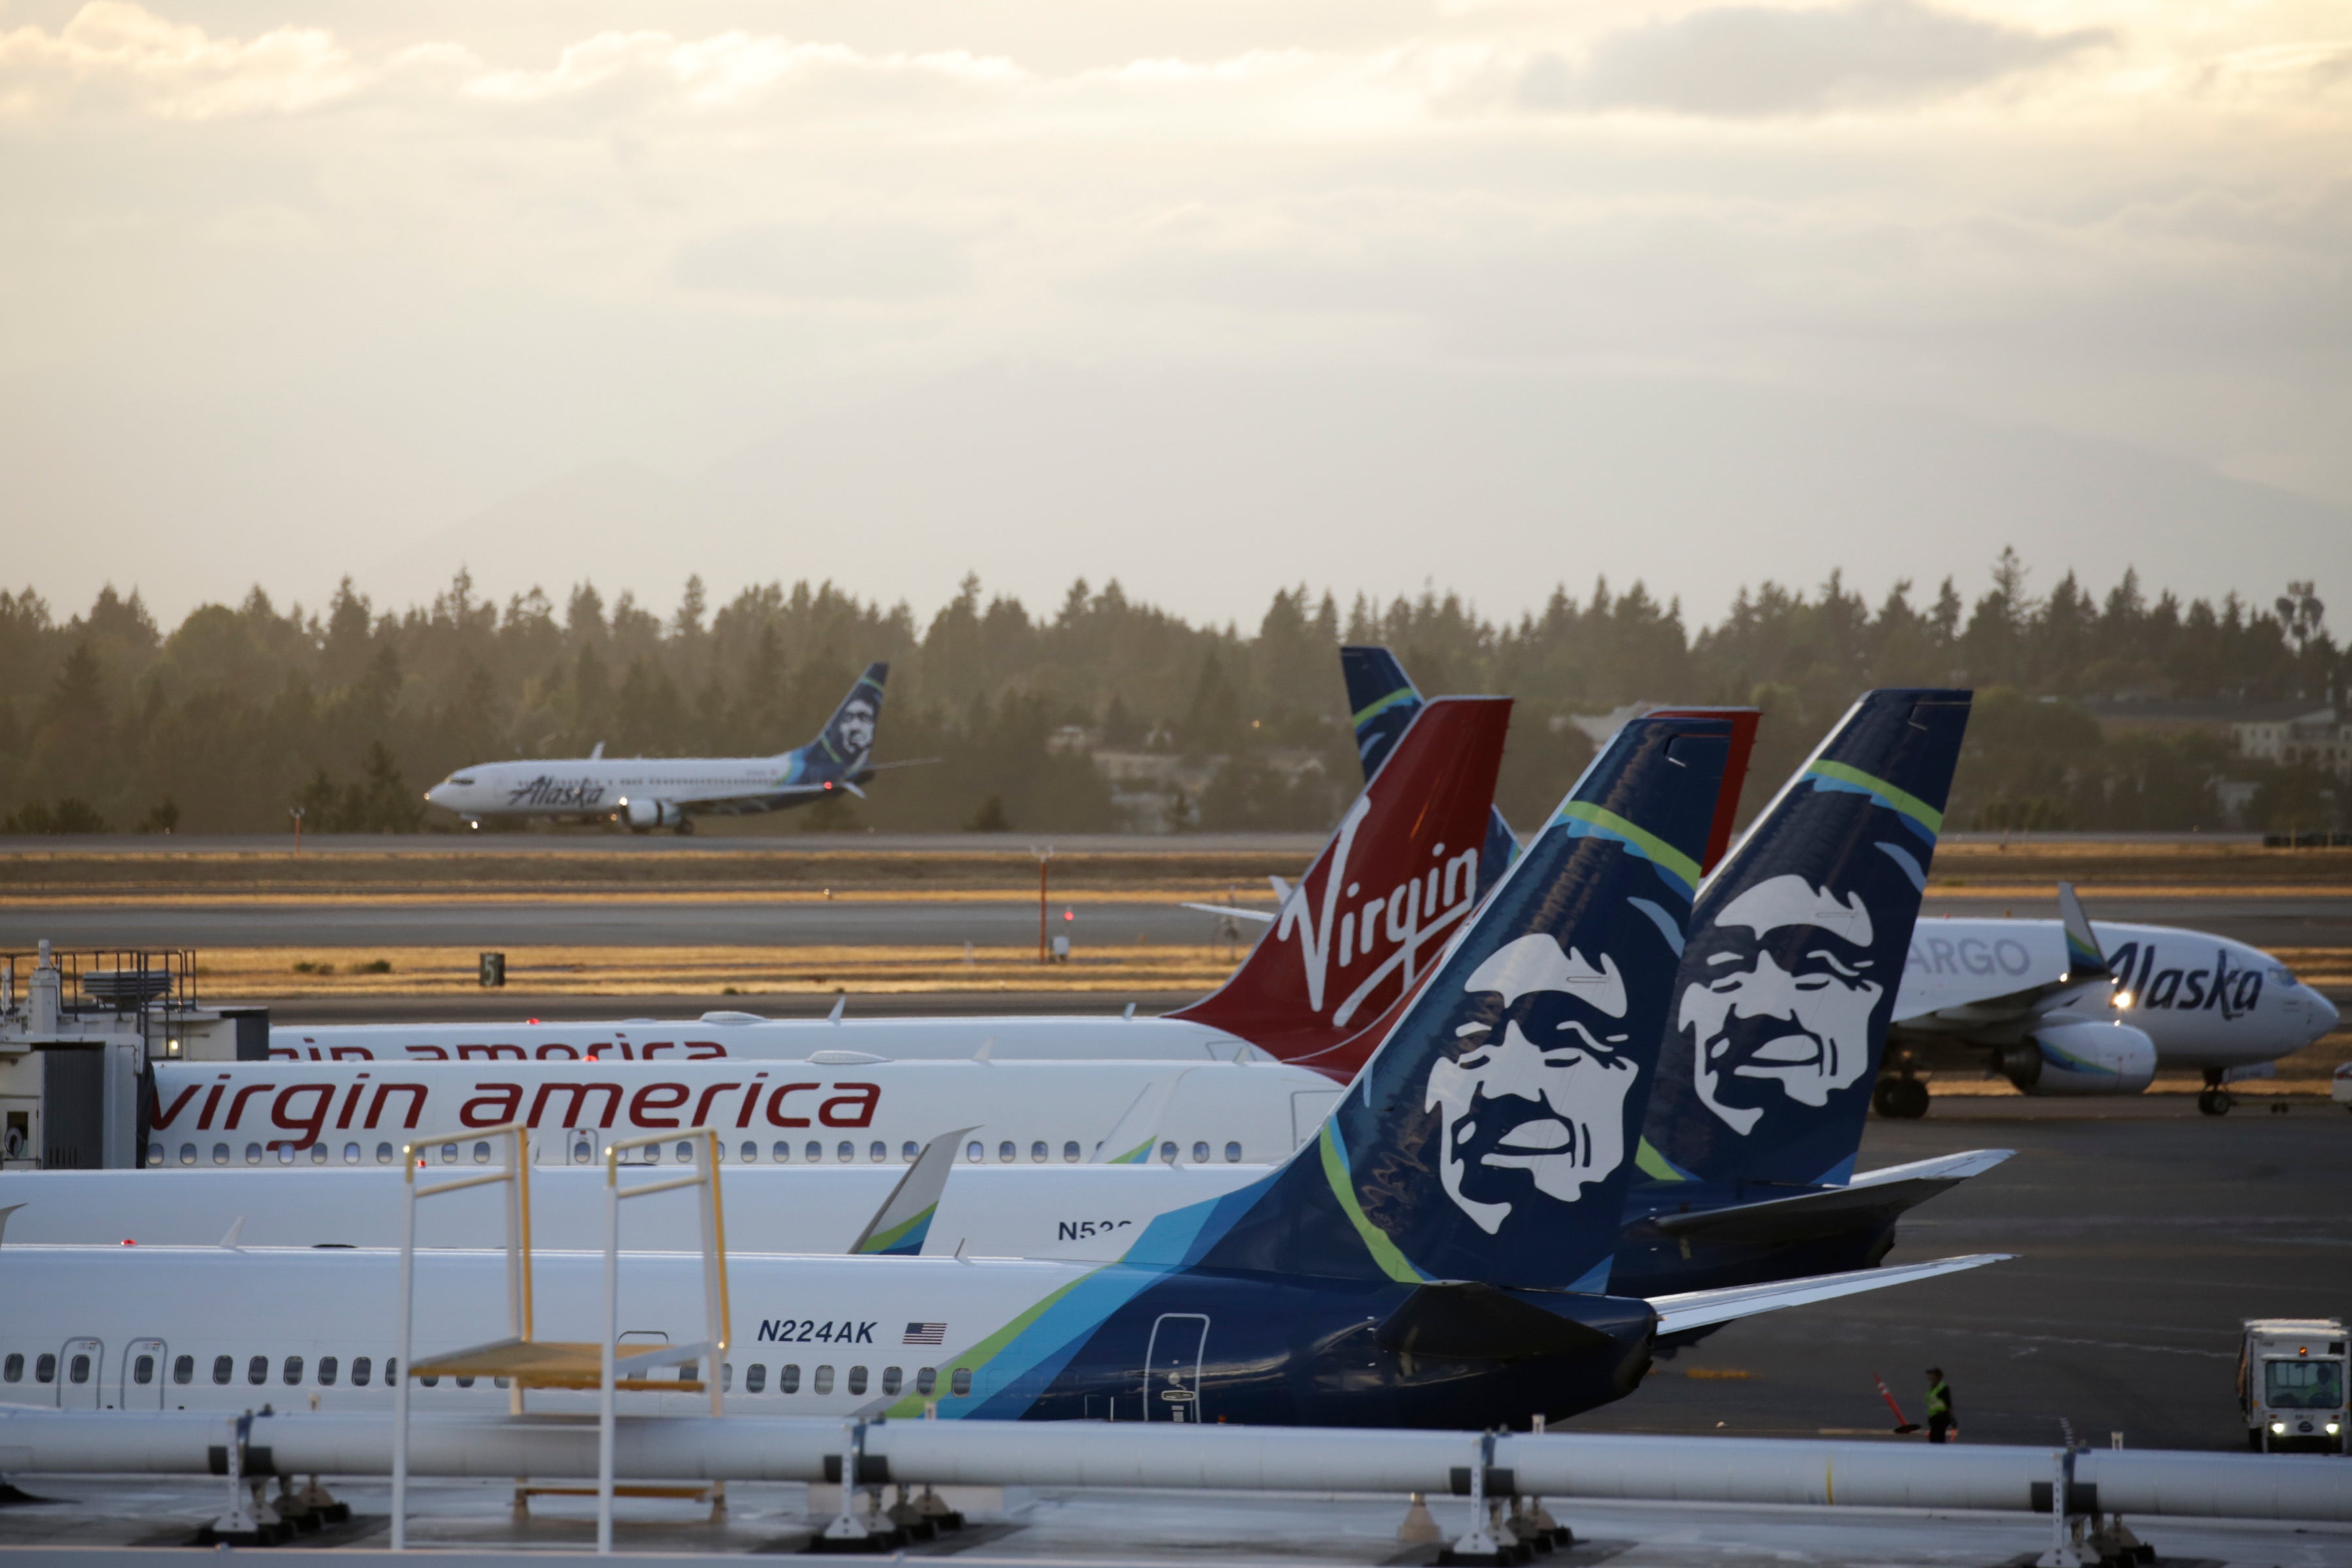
[1646,1151,2012,1246]
[1648,1253,2012,1335]
[1896,882,2119,1037]
[1180,903,1275,923]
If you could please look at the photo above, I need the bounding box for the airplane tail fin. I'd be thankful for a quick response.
[1168,696,1512,1066]
[1172,713,1733,1293]
[2057,882,2112,981]
[1638,689,1972,1190]
[791,663,889,774]
[1341,645,1424,777]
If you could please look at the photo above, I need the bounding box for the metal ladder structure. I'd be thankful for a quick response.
[389,1124,733,1554]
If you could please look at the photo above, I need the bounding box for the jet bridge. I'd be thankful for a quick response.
[0,939,265,1170]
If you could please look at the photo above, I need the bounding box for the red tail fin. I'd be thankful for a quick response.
[1650,707,1759,874]
[1169,696,1512,1067]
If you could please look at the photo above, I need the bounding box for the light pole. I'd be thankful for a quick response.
[1030,845,1054,963]
[289,806,305,857]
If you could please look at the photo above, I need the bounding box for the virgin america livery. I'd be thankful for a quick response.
[0,713,2002,1431]
[423,664,901,833]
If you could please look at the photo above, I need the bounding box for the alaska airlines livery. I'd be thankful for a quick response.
[0,713,2004,1430]
[423,664,901,832]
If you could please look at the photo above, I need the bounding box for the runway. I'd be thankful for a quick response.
[8,890,2352,950]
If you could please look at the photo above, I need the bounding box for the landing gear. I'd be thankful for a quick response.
[1872,1075,1931,1119]
[2200,1068,2233,1117]
[674,817,695,836]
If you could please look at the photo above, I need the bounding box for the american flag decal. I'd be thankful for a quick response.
[904,1322,946,1347]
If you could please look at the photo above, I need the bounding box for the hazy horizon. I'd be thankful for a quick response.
[5,0,2346,626]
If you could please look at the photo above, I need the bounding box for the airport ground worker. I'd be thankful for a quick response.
[1925,1367,1956,1444]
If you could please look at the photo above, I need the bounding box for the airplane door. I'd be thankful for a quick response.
[1143,1314,1209,1423]
[123,1338,168,1410]
[58,1338,103,1409]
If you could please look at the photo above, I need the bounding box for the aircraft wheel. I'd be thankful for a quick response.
[1889,1078,1931,1119]
[1871,1078,1903,1117]
[674,818,696,836]
[2198,1087,2233,1117]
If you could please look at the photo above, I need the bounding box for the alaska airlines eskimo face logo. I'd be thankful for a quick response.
[1682,874,1884,1135]
[836,698,877,757]
[1277,794,1481,1028]
[1427,932,1639,1234]
[506,776,608,809]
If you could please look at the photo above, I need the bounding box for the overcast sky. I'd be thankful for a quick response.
[3,0,2346,629]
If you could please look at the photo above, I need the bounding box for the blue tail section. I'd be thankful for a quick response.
[1637,689,1972,1190]
[790,663,889,777]
[1187,713,1732,1294]
[1341,644,1518,900]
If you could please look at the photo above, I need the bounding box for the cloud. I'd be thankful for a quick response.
[1516,0,2108,118]
[676,221,971,302]
[0,1,357,120]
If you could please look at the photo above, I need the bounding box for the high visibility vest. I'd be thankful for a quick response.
[1926,1382,1952,1418]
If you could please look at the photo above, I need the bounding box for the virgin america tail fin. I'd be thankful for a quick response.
[1168,696,1511,1065]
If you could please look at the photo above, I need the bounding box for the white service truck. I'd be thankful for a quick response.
[2240,1318,2349,1453]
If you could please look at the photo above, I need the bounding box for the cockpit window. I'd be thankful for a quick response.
[450,777,476,787]
[2270,966,2298,988]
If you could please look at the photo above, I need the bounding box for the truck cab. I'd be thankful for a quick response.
[2240,1318,2349,1453]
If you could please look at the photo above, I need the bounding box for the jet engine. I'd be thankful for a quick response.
[1996,1019,2157,1096]
[619,797,681,831]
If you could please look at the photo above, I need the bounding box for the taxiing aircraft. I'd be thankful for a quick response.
[0,713,2004,1429]
[423,664,906,833]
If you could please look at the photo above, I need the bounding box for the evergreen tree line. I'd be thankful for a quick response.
[0,549,2342,836]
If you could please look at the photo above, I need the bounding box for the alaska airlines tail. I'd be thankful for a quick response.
[1341,645,1518,900]
[1172,713,1733,1293]
[1637,690,1971,1192]
[1168,696,1512,1062]
[779,663,889,781]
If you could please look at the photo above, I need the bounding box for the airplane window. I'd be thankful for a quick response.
[806,1141,822,1163]
[837,1141,855,1162]
[1063,1142,1081,1164]
[1158,1141,1177,1165]
[452,778,474,787]
[1224,1142,1242,1164]
[319,1356,338,1386]
[915,1367,936,1396]
[421,1374,439,1387]
[676,1363,697,1383]
[1030,1141,1047,1163]
[882,1367,903,1396]
[847,1367,868,1396]
[211,1144,229,1165]
[440,1143,458,1164]
[966,1141,984,1163]
[133,1354,155,1385]
[146,1142,163,1165]
[472,1142,491,1164]
[173,1354,193,1385]
[573,1139,594,1165]
[741,1141,759,1163]
[353,1357,373,1386]
[721,1364,734,1392]
[69,1354,90,1385]
[901,1141,919,1162]
[310,1145,328,1165]
[3,1352,23,1382]
[1192,1141,1210,1164]
[998,1141,1015,1164]
[376,1143,394,1164]
[455,1375,476,1388]
[248,1356,268,1386]
[35,1354,56,1384]
[180,1145,195,1165]
[779,1365,801,1394]
[284,1356,305,1385]
[951,1367,972,1397]
[813,1365,835,1395]
[244,1143,262,1164]
[278,1145,293,1164]
[745,1364,767,1394]
[772,1141,791,1162]
[713,1144,727,1164]
[343,1143,361,1164]
[212,1356,232,1385]
[678,1141,694,1162]
[870,1141,887,1163]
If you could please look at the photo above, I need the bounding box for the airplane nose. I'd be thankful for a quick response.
[2310,990,2342,1045]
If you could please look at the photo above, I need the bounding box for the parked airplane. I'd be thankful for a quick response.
[0,714,2002,1428]
[1887,891,2338,1117]
[293,696,1519,1070]
[422,664,906,833]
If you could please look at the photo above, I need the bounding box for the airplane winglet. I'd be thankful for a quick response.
[0,1202,22,1247]
[826,994,847,1024]
[2057,883,2112,981]
[972,1036,994,1062]
[1180,902,1275,923]
[1090,1073,1187,1164]
[848,1128,973,1256]
[219,1216,246,1251]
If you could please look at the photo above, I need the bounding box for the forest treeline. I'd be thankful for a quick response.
[0,549,2344,836]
